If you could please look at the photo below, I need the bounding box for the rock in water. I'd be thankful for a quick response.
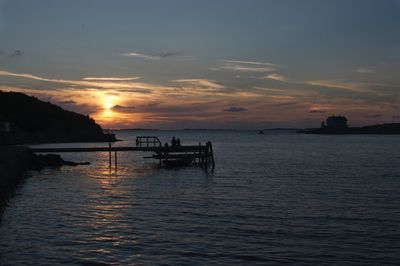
[30,153,90,170]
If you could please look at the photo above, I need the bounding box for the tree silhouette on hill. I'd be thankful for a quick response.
[0,91,115,144]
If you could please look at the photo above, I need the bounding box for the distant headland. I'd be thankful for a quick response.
[300,115,400,134]
[0,91,116,145]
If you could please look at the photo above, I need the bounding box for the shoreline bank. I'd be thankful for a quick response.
[0,146,32,219]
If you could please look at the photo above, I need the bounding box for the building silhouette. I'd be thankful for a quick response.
[322,116,348,129]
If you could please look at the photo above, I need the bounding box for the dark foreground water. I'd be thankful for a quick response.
[1,130,400,265]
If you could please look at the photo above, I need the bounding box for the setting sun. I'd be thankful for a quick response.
[102,94,117,110]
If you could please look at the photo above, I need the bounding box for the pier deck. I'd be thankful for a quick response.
[31,136,215,169]
[31,145,207,153]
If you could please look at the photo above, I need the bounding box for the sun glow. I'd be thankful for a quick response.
[102,94,117,110]
[91,91,144,128]
[88,92,121,127]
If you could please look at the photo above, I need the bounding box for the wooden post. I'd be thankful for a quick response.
[202,143,207,167]
[114,151,117,170]
[206,142,210,166]
[199,142,202,165]
[209,142,215,169]
[108,143,112,168]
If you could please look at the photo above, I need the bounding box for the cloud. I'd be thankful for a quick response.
[83,76,140,81]
[223,106,247,112]
[254,87,285,93]
[309,109,326,113]
[112,104,135,111]
[215,59,278,72]
[356,68,375,74]
[0,70,170,92]
[0,70,248,102]
[58,100,76,105]
[307,79,366,92]
[121,51,180,60]
[121,52,160,60]
[365,114,382,118]
[263,73,288,82]
[173,79,224,90]
[10,50,22,57]
[223,60,276,66]
[159,52,180,58]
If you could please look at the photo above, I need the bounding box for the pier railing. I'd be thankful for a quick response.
[151,141,215,167]
[135,136,161,148]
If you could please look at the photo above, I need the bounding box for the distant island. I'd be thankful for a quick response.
[262,128,301,131]
[300,115,400,134]
[115,128,159,131]
[0,91,116,145]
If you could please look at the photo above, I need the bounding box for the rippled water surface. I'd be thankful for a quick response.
[1,130,400,265]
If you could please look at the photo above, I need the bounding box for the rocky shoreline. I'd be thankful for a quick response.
[0,146,89,219]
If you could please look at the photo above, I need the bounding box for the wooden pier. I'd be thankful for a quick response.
[31,136,215,169]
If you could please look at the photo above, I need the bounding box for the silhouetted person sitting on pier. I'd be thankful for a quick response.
[171,136,177,146]
[177,138,181,146]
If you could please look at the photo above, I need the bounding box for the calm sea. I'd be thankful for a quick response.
[1,130,400,265]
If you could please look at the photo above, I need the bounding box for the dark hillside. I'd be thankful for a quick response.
[0,91,115,144]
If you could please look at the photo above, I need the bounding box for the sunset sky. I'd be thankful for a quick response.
[1,0,400,129]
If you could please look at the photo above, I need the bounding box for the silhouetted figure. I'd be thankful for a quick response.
[164,142,169,147]
[177,138,181,146]
[171,136,177,146]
